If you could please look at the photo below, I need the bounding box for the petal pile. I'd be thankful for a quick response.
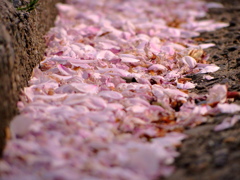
[1,0,239,180]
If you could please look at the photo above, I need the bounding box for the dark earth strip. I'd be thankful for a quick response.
[0,0,65,157]
[166,0,240,180]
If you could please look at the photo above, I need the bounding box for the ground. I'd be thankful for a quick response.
[166,0,240,179]
[0,0,239,179]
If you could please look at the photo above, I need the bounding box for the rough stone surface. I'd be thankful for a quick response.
[0,0,64,157]
[165,0,240,179]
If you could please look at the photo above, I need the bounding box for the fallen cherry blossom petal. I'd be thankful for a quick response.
[98,90,123,100]
[198,64,220,73]
[214,115,240,131]
[177,82,196,89]
[207,84,227,104]
[70,83,99,94]
[203,75,214,80]
[119,54,140,63]
[182,56,197,68]
[148,64,167,72]
[96,50,119,61]
[206,2,224,8]
[217,103,240,113]
[57,64,77,76]
[199,43,215,49]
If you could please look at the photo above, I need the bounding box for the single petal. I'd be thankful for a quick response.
[70,83,98,94]
[207,84,227,104]
[177,82,196,89]
[57,64,77,76]
[214,115,240,131]
[96,50,119,61]
[98,90,123,100]
[148,64,167,72]
[182,56,197,68]
[217,103,240,113]
[119,54,140,63]
[198,64,220,73]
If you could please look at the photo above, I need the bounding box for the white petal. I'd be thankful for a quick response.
[199,43,215,49]
[182,56,197,68]
[148,64,167,72]
[214,115,240,131]
[198,64,220,73]
[207,84,227,104]
[70,83,98,94]
[217,103,240,113]
[177,82,196,89]
[96,50,118,61]
[127,105,148,113]
[119,54,140,63]
[98,91,123,100]
[203,75,214,80]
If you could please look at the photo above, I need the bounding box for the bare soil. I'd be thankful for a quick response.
[166,0,240,179]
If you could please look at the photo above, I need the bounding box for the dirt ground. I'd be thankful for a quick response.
[166,0,240,180]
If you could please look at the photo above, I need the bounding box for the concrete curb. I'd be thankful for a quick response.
[0,0,64,156]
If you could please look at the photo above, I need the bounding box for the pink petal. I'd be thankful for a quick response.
[203,75,214,80]
[199,43,215,49]
[57,64,77,76]
[177,82,196,89]
[217,103,240,113]
[182,56,197,68]
[98,90,123,100]
[198,64,220,73]
[119,54,140,63]
[70,83,99,94]
[206,2,224,8]
[214,115,240,131]
[207,84,227,104]
[148,64,167,72]
[126,105,148,114]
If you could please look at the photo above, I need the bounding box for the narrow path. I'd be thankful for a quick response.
[1,1,239,180]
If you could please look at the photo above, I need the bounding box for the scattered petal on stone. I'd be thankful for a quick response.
[206,2,224,8]
[207,84,227,104]
[217,103,240,114]
[203,75,214,80]
[198,64,220,73]
[148,64,167,72]
[214,115,240,131]
[199,43,215,49]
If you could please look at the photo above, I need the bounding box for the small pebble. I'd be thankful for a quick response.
[228,46,237,51]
